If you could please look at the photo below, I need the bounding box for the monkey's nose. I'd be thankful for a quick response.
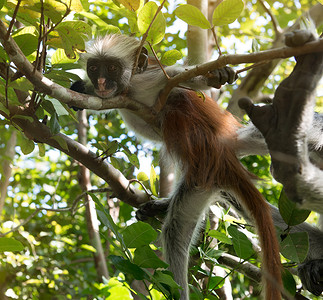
[98,78,106,91]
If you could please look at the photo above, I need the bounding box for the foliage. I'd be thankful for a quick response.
[0,0,322,299]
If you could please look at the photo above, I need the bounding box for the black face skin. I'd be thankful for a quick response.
[87,56,125,99]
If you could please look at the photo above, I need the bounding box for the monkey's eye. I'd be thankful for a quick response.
[88,65,97,72]
[108,65,117,72]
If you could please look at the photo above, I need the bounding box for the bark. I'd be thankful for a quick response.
[0,130,16,213]
[227,3,323,117]
[77,110,109,281]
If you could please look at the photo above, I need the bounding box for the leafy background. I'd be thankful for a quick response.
[0,0,322,299]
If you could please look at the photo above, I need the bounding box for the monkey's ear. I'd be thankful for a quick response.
[137,47,148,73]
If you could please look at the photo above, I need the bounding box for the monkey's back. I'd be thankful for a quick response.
[161,90,245,189]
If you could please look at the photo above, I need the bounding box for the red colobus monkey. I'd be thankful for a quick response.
[71,34,282,299]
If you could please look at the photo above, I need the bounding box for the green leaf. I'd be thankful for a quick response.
[160,49,182,66]
[19,134,35,155]
[55,27,84,59]
[152,270,181,299]
[63,0,83,12]
[80,244,97,253]
[0,237,24,252]
[51,135,68,151]
[38,143,46,157]
[49,113,61,135]
[134,245,168,269]
[0,102,9,116]
[8,77,33,92]
[116,0,140,11]
[150,165,158,196]
[137,171,149,181]
[50,99,69,116]
[0,0,5,10]
[208,276,224,290]
[104,140,120,157]
[122,221,157,248]
[106,285,132,300]
[13,33,38,56]
[11,114,34,123]
[51,48,79,65]
[109,255,149,280]
[30,0,65,23]
[121,143,140,168]
[227,225,254,260]
[251,38,260,52]
[137,2,166,45]
[174,4,211,29]
[278,190,310,226]
[212,0,244,26]
[129,154,140,169]
[90,193,131,257]
[280,232,309,263]
[110,157,122,169]
[208,230,232,245]
[77,12,121,34]
[282,268,296,296]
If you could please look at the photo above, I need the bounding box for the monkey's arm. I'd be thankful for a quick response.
[165,65,237,90]
[237,29,323,296]
[239,30,323,214]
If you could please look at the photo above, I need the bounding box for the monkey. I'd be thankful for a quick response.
[235,29,323,297]
[71,33,283,300]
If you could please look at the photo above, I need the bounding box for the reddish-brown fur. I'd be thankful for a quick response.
[161,90,282,300]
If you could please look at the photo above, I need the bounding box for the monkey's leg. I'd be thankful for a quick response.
[162,182,214,299]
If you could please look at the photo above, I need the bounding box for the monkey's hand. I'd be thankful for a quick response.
[206,66,237,89]
[136,198,169,221]
[298,259,323,296]
[69,80,87,111]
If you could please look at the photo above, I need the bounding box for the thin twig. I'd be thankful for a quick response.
[132,0,167,75]
[0,187,114,237]
[34,0,44,74]
[211,26,222,56]
[5,64,9,107]
[236,61,269,74]
[148,42,170,79]
[258,0,282,36]
[128,179,152,197]
[155,37,323,113]
[6,0,22,39]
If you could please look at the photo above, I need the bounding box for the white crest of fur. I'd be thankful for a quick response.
[84,34,140,67]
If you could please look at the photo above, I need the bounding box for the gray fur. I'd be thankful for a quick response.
[80,33,323,298]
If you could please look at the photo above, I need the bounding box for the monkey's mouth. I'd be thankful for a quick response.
[94,88,117,99]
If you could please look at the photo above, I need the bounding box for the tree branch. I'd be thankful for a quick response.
[155,37,323,112]
[228,3,323,116]
[1,18,323,120]
[6,109,150,208]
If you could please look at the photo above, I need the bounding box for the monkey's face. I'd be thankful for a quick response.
[87,57,127,99]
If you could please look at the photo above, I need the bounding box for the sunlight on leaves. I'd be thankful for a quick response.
[174,4,211,29]
[212,0,244,26]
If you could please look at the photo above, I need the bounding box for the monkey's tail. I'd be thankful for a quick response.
[162,91,283,298]
[223,153,283,300]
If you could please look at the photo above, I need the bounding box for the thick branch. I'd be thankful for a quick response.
[1,18,323,118]
[228,3,323,117]
[156,38,323,112]
[7,109,149,208]
[218,253,261,283]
